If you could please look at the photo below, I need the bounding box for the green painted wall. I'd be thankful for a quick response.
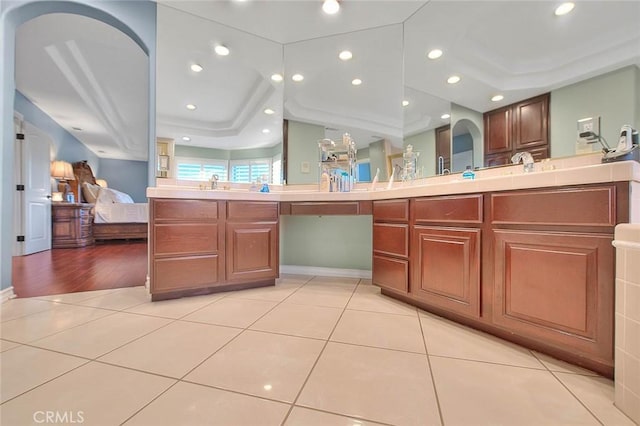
[635,66,640,134]
[175,145,230,160]
[550,66,639,158]
[280,215,372,270]
[175,144,281,161]
[451,103,484,169]
[403,129,436,177]
[287,120,324,184]
[357,147,370,160]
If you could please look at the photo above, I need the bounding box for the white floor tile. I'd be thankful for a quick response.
[298,342,440,426]
[35,288,118,304]
[31,312,171,358]
[0,346,87,403]
[420,312,544,369]
[186,330,324,403]
[124,381,289,426]
[0,339,21,353]
[181,298,277,328]
[285,406,386,425]
[225,282,303,302]
[555,372,636,426]
[250,303,342,340]
[331,309,425,353]
[99,321,240,378]
[430,356,599,426]
[74,286,149,311]
[347,284,417,316]
[284,286,354,309]
[0,304,113,343]
[533,351,600,376]
[0,362,174,425]
[1,298,58,322]
[124,292,225,319]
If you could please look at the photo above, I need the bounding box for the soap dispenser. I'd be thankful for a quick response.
[462,166,475,180]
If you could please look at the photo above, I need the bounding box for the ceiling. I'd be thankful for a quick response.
[14,1,640,159]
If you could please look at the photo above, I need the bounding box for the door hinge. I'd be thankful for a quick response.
[16,133,24,140]
[16,184,25,191]
[16,236,25,242]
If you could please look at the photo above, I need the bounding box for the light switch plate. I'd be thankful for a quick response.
[577,116,600,142]
[301,161,310,173]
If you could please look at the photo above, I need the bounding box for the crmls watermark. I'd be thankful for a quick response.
[33,411,85,424]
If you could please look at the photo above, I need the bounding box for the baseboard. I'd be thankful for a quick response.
[280,265,372,279]
[1,286,16,303]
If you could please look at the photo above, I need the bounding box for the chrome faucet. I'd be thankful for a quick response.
[511,151,534,172]
[209,174,219,189]
[437,156,450,175]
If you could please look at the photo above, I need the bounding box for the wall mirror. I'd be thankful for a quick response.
[156,4,284,184]
[155,1,639,186]
[283,24,404,183]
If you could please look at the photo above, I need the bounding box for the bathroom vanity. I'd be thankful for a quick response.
[147,156,639,376]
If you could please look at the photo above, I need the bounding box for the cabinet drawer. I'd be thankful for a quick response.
[372,255,408,293]
[491,186,616,227]
[154,199,218,221]
[227,201,278,221]
[154,223,218,256]
[414,195,482,224]
[153,255,221,293]
[373,223,408,258]
[283,201,371,216]
[373,199,409,222]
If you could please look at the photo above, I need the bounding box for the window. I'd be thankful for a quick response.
[229,158,272,183]
[176,157,228,181]
[356,160,371,182]
[272,153,282,184]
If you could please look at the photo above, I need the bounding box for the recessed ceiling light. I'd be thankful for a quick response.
[491,95,504,102]
[292,73,304,82]
[262,128,270,134]
[339,50,353,61]
[214,44,230,56]
[190,64,203,73]
[441,113,451,119]
[447,75,461,84]
[402,100,409,107]
[186,104,197,110]
[322,0,340,15]
[271,73,283,82]
[555,2,575,16]
[264,108,275,115]
[427,49,443,59]
[182,136,191,141]
[351,78,362,86]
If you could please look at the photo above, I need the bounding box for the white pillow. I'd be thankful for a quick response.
[96,187,134,204]
[81,182,101,204]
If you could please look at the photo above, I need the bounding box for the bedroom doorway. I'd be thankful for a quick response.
[4,2,154,299]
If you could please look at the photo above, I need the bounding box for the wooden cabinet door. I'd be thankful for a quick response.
[411,226,481,318]
[484,152,512,168]
[493,230,613,363]
[435,125,451,172]
[484,107,511,154]
[226,222,278,281]
[513,94,549,150]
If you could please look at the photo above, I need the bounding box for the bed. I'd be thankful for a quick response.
[70,161,148,241]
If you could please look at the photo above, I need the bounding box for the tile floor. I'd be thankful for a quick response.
[0,275,636,425]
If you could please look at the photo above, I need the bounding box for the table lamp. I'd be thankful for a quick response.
[50,160,75,202]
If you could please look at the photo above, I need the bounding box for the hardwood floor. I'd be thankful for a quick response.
[12,241,147,298]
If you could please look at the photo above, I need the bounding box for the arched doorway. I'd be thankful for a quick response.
[1,1,156,298]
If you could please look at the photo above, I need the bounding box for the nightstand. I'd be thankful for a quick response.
[51,202,94,248]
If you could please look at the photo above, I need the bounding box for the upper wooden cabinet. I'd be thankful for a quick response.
[484,93,549,167]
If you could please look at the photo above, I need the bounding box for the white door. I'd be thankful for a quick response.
[21,121,52,255]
